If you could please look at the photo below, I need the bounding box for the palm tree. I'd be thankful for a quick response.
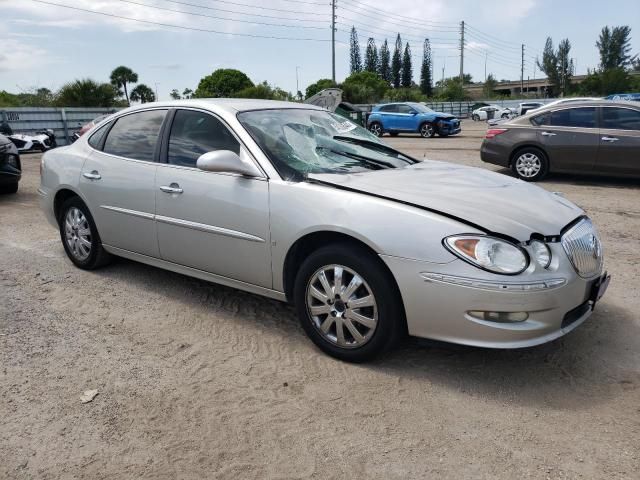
[56,79,119,107]
[109,66,138,105]
[130,84,156,103]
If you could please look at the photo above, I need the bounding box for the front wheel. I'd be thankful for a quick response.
[511,147,549,182]
[294,243,404,362]
[368,122,383,137]
[472,114,479,121]
[419,123,436,138]
[59,197,112,269]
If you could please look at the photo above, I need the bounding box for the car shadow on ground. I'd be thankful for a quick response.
[92,255,638,411]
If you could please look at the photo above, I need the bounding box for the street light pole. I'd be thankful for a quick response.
[296,66,300,100]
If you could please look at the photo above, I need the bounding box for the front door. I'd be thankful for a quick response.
[79,109,167,257]
[596,106,640,176]
[536,106,600,173]
[155,109,272,287]
[393,104,418,131]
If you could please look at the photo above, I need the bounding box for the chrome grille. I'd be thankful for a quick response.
[561,218,603,278]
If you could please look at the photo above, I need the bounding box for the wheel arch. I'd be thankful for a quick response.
[53,186,88,222]
[282,230,402,310]
[508,144,549,168]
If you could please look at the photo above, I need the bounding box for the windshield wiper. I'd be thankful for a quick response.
[320,148,397,169]
[332,136,416,164]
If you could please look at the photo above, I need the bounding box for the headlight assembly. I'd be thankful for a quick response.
[444,235,528,275]
[530,240,551,269]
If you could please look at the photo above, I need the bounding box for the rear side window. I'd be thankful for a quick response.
[168,110,240,167]
[531,112,550,126]
[88,122,111,150]
[379,105,397,113]
[550,107,597,128]
[602,107,640,131]
[103,110,167,161]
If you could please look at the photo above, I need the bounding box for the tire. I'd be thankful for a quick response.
[472,114,479,121]
[368,122,383,137]
[419,122,436,138]
[511,147,549,182]
[58,196,112,269]
[293,243,404,362]
[0,182,18,194]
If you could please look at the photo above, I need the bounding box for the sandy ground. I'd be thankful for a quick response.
[1,121,639,479]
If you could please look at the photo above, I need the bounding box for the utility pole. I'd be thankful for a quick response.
[296,66,300,99]
[520,44,525,97]
[484,51,488,83]
[459,20,465,84]
[331,0,336,82]
[155,82,159,101]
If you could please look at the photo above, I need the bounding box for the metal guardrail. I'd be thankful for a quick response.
[0,107,120,146]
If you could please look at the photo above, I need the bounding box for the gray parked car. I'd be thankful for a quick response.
[481,100,640,181]
[40,100,609,362]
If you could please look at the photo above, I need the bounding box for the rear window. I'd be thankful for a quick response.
[550,107,597,128]
[88,122,111,150]
[602,107,640,131]
[103,110,167,161]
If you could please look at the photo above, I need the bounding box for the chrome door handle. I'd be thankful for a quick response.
[160,184,183,194]
[541,131,557,137]
[602,136,619,142]
[82,170,101,180]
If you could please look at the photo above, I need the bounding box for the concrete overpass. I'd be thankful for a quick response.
[464,75,591,98]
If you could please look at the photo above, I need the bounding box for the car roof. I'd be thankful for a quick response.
[507,100,640,125]
[115,98,325,115]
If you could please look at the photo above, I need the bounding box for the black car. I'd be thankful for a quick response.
[0,133,21,194]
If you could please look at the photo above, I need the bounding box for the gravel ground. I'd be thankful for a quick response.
[1,120,639,479]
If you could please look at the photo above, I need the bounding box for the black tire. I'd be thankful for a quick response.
[389,132,399,137]
[511,147,549,182]
[0,182,18,194]
[472,114,479,121]
[368,122,383,137]
[58,196,112,269]
[419,122,436,138]
[293,243,404,362]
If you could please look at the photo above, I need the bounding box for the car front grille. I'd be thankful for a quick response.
[561,218,603,278]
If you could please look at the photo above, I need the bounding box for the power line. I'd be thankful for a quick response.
[336,21,459,44]
[29,0,338,42]
[339,0,459,28]
[114,0,327,30]
[337,3,459,32]
[194,0,325,15]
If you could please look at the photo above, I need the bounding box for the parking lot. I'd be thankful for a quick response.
[1,120,639,479]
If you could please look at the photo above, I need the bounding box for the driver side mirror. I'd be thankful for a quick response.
[196,149,262,177]
[410,110,418,115]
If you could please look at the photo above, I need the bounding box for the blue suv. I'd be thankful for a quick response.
[367,102,461,138]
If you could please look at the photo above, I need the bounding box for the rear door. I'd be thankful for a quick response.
[377,104,398,130]
[536,107,599,173]
[596,106,640,176]
[79,109,167,257]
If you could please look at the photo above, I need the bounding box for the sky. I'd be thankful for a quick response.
[1,0,639,100]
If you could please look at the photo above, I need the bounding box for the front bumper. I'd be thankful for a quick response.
[438,121,461,135]
[381,246,605,348]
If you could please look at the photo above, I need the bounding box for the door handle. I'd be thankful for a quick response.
[541,131,557,137]
[602,136,619,142]
[160,183,183,194]
[82,170,101,180]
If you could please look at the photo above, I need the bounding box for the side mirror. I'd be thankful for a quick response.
[196,149,262,177]
[410,110,418,115]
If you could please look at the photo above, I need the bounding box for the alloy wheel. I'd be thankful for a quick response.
[369,123,382,137]
[420,124,434,137]
[64,207,92,261]
[515,153,542,178]
[306,264,378,349]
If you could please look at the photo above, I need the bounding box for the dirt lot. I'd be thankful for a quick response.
[1,120,639,479]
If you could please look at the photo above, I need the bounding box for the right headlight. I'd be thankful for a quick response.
[444,235,529,275]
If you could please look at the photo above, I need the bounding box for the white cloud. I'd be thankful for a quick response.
[0,38,55,73]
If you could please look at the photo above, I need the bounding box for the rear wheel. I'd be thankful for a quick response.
[419,123,436,138]
[368,122,383,137]
[511,147,549,182]
[472,114,479,121]
[294,243,404,362]
[58,197,112,269]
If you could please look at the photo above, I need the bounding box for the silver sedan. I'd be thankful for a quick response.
[39,99,609,362]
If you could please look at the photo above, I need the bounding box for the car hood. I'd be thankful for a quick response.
[308,161,583,240]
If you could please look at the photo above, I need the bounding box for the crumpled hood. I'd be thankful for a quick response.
[308,160,583,240]
[427,111,455,120]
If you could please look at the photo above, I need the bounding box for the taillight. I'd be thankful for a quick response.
[485,128,508,139]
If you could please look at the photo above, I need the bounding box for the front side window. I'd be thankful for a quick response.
[531,112,550,126]
[396,104,414,114]
[168,110,240,167]
[103,110,167,161]
[550,107,597,128]
[602,107,640,131]
[238,108,416,181]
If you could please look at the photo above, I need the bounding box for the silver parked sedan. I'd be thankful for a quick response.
[39,99,610,362]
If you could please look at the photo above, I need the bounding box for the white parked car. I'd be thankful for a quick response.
[516,102,546,116]
[471,105,512,121]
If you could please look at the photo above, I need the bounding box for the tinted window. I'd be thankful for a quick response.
[168,110,240,167]
[531,112,550,126]
[550,107,596,128]
[379,105,397,113]
[602,107,640,131]
[103,110,166,161]
[396,104,414,114]
[88,122,111,150]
